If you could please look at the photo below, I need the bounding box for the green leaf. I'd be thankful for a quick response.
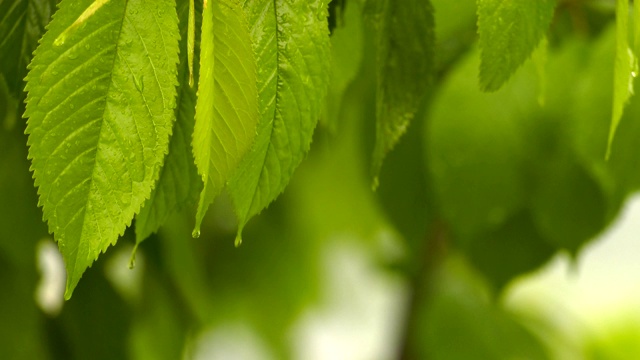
[606,0,638,158]
[530,154,610,254]
[467,212,555,291]
[192,0,259,236]
[425,49,533,237]
[227,0,331,243]
[25,0,180,298]
[0,0,57,98]
[371,0,435,182]
[477,0,556,92]
[135,0,202,246]
[322,0,364,132]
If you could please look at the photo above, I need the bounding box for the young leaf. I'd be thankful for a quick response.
[25,0,180,298]
[192,0,259,236]
[477,0,556,92]
[135,0,202,247]
[0,0,57,98]
[606,0,638,158]
[227,0,331,244]
[370,0,435,183]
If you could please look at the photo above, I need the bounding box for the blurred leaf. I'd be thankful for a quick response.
[370,0,435,180]
[412,256,550,360]
[0,0,57,99]
[322,0,364,131]
[477,0,557,91]
[467,212,555,291]
[425,49,534,237]
[607,0,637,158]
[530,152,610,254]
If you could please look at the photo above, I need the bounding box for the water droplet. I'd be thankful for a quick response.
[67,53,78,60]
[69,104,75,110]
[192,229,200,238]
[234,234,242,247]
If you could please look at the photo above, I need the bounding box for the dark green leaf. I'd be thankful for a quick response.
[0,0,57,98]
[371,0,435,181]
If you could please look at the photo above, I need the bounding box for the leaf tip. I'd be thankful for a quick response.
[192,227,201,239]
[128,244,138,269]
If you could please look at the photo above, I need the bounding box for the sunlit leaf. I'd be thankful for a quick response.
[227,0,331,243]
[192,0,259,236]
[25,0,180,298]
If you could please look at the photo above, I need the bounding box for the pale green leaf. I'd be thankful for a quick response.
[477,0,556,92]
[607,0,638,158]
[25,0,180,298]
[227,0,331,243]
[0,0,57,98]
[135,0,202,247]
[192,0,259,236]
[371,0,435,183]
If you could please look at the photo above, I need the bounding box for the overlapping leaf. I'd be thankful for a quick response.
[0,0,57,98]
[135,0,202,245]
[477,0,556,91]
[25,0,180,298]
[192,0,259,235]
[227,0,331,242]
[370,0,435,181]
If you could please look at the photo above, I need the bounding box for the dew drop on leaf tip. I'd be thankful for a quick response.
[192,228,200,238]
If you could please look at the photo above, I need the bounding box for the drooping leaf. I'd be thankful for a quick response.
[0,0,57,99]
[192,0,259,236]
[370,0,435,183]
[227,0,331,243]
[606,0,638,158]
[25,0,180,298]
[135,0,202,246]
[477,0,557,92]
[322,0,364,132]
